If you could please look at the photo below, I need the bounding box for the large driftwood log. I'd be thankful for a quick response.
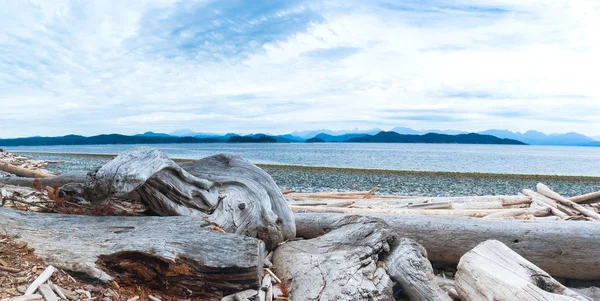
[272,216,395,301]
[386,238,452,301]
[82,147,295,249]
[455,240,589,301]
[0,208,264,300]
[294,213,600,280]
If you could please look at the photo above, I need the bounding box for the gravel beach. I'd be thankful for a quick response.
[14,152,600,197]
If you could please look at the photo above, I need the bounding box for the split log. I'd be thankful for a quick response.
[0,162,55,178]
[455,240,589,301]
[0,208,264,299]
[386,238,452,301]
[83,147,295,249]
[272,215,394,301]
[537,183,600,220]
[294,213,600,280]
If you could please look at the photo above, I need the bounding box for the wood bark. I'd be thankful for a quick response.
[455,240,589,301]
[294,212,600,280]
[82,147,295,250]
[0,208,264,300]
[0,162,55,178]
[385,238,452,301]
[272,215,395,301]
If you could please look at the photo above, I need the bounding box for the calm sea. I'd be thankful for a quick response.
[5,143,600,176]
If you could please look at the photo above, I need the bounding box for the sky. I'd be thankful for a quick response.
[1,0,600,138]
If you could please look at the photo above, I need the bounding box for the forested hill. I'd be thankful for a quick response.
[0,134,220,146]
[348,132,526,145]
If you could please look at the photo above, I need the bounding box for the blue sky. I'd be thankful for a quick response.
[1,0,599,138]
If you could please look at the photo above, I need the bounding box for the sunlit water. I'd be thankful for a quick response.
[5,143,600,176]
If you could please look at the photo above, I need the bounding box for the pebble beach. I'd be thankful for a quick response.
[10,152,600,197]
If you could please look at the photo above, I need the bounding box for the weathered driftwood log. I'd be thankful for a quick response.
[570,190,600,203]
[82,147,295,249]
[386,238,452,301]
[0,171,88,187]
[291,205,543,218]
[537,183,600,220]
[0,208,264,299]
[272,215,395,301]
[294,213,600,280]
[455,240,589,301]
[0,162,55,178]
[522,189,570,218]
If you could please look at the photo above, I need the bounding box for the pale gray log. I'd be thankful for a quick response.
[0,172,89,187]
[386,238,452,301]
[83,147,295,249]
[455,240,589,301]
[0,208,264,299]
[294,212,600,280]
[272,215,394,301]
[37,284,58,301]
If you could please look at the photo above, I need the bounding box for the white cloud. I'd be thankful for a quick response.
[0,0,599,138]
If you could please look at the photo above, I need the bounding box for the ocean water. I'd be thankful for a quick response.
[4,143,600,176]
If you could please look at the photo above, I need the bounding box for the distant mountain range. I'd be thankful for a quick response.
[1,127,599,147]
[348,132,525,145]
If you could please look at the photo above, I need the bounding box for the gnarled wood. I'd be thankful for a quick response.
[294,213,600,280]
[386,238,452,301]
[455,240,589,301]
[272,215,394,301]
[0,208,264,300]
[82,147,295,249]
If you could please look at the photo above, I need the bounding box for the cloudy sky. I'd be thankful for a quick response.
[1,0,599,138]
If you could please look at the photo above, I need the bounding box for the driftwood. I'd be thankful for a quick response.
[537,183,600,220]
[386,238,452,301]
[80,147,295,250]
[0,171,88,188]
[522,189,570,218]
[291,205,542,217]
[570,190,600,203]
[0,162,55,178]
[455,240,588,301]
[294,213,600,280]
[0,208,264,299]
[272,216,394,301]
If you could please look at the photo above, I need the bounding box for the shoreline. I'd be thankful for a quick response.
[11,150,600,181]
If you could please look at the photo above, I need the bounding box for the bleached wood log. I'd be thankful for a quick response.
[0,208,264,299]
[482,207,550,219]
[385,238,452,301]
[294,213,600,280]
[291,205,538,217]
[570,190,600,203]
[37,284,58,301]
[537,183,600,220]
[25,266,55,295]
[5,295,44,301]
[0,162,55,178]
[82,147,295,249]
[455,240,589,301]
[272,215,394,301]
[0,172,89,187]
[522,189,569,218]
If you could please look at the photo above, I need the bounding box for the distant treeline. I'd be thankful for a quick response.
[348,132,526,145]
[0,134,220,146]
[228,135,277,143]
